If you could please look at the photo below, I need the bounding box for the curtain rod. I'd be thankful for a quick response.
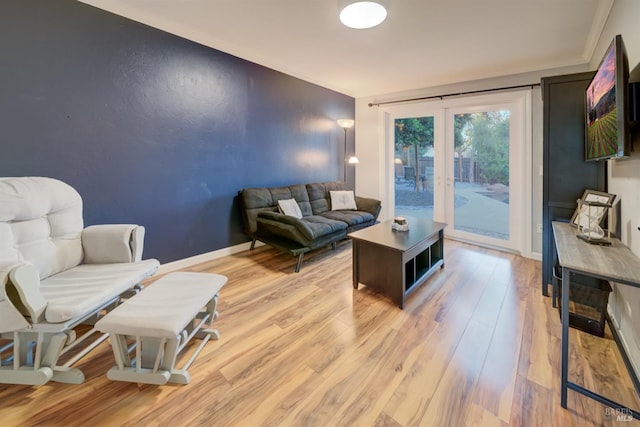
[368,83,541,107]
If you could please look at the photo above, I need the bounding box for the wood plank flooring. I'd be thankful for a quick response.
[1,239,639,426]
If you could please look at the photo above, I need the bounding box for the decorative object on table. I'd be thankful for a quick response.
[570,189,616,246]
[576,199,612,245]
[391,216,409,231]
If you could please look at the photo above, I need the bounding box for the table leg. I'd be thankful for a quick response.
[561,266,570,408]
[352,240,359,289]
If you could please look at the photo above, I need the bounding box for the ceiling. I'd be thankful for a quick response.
[79,0,613,98]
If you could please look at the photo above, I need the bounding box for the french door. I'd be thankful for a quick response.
[385,91,530,254]
[390,108,444,224]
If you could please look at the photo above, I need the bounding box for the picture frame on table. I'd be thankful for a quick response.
[570,189,616,228]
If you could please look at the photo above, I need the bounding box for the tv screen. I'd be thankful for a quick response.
[585,34,630,161]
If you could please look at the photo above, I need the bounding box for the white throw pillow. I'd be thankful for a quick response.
[330,190,357,211]
[277,198,303,219]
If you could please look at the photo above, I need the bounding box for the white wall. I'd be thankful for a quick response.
[594,0,640,380]
[354,65,588,258]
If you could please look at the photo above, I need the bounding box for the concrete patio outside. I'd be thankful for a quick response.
[394,180,509,240]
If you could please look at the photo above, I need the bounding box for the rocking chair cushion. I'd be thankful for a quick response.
[0,177,84,280]
[41,258,160,323]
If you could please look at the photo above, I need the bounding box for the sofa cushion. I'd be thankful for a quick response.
[257,211,347,243]
[285,185,312,217]
[307,181,346,215]
[240,184,313,235]
[301,215,348,239]
[320,210,375,228]
[268,185,311,216]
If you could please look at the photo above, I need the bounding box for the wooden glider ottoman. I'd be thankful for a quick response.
[95,272,227,385]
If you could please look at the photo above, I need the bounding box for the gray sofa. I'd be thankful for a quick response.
[239,181,381,272]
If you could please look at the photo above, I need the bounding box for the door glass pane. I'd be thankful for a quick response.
[452,111,510,240]
[394,116,435,221]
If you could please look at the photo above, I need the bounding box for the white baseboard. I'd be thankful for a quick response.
[607,305,640,383]
[526,250,542,261]
[157,240,264,275]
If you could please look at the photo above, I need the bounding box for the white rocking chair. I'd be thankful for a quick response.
[0,177,159,385]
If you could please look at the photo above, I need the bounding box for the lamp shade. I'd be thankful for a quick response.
[337,119,355,129]
[339,1,387,29]
[348,156,360,164]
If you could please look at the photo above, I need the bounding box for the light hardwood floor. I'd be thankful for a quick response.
[1,239,639,426]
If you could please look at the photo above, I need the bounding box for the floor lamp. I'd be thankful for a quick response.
[337,119,358,182]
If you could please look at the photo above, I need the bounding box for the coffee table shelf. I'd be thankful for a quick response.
[406,237,443,292]
[349,218,446,308]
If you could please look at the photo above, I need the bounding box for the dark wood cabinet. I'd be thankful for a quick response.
[541,72,605,296]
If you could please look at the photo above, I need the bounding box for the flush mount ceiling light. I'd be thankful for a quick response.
[339,1,388,29]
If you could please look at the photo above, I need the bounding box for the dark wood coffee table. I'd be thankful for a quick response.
[348,218,446,308]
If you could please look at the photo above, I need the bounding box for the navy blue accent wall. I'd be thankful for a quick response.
[0,1,355,263]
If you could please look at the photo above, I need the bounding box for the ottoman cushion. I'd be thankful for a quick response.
[96,272,227,339]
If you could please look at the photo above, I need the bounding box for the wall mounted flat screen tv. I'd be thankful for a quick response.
[585,34,630,161]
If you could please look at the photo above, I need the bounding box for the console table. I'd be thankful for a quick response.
[553,221,640,417]
[348,218,446,308]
